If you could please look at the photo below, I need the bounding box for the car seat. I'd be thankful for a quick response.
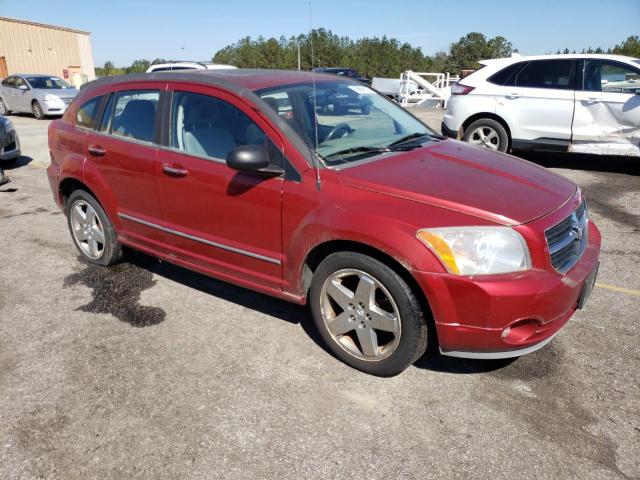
[182,99,236,159]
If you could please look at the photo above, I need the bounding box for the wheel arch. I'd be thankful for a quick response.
[461,112,512,148]
[301,239,437,345]
[59,177,104,213]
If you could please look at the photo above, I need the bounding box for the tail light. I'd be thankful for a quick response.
[451,83,475,95]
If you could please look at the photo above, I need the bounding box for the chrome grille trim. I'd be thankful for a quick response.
[545,200,588,273]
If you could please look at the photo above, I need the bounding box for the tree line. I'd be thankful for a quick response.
[95,32,640,79]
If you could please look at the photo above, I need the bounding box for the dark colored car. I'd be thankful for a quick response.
[47,69,600,376]
[0,115,21,163]
[313,67,370,85]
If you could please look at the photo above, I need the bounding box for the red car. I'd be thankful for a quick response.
[47,70,601,376]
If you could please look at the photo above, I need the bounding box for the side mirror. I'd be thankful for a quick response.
[18,84,28,91]
[226,144,282,176]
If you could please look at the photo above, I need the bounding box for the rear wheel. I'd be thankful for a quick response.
[32,101,45,120]
[0,98,9,115]
[66,190,122,266]
[310,252,428,376]
[463,118,509,152]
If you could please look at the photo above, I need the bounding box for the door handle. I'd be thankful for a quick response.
[505,93,521,99]
[162,164,189,177]
[585,97,602,104]
[88,145,106,156]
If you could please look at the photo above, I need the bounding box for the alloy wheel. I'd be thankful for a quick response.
[32,102,43,119]
[0,99,7,115]
[320,268,401,361]
[69,200,106,260]
[468,126,500,150]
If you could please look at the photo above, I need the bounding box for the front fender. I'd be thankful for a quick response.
[281,176,489,296]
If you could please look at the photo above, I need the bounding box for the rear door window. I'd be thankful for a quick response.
[514,60,574,90]
[108,90,160,143]
[97,94,116,132]
[1,77,15,88]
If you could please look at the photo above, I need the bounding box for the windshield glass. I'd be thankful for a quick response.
[256,80,437,166]
[26,76,73,89]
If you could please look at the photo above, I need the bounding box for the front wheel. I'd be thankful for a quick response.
[32,101,45,120]
[463,118,509,152]
[310,252,428,376]
[66,190,122,266]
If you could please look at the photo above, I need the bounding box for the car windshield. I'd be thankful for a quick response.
[26,76,73,89]
[256,80,437,166]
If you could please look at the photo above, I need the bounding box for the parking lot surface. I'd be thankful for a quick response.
[1,112,639,479]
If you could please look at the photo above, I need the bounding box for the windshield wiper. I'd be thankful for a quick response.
[387,133,434,147]
[324,143,421,162]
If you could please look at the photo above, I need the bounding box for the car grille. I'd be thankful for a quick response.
[62,97,74,105]
[545,200,588,273]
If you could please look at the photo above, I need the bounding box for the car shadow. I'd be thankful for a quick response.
[119,250,518,375]
[3,155,33,170]
[413,349,516,374]
[124,250,330,353]
[516,151,640,176]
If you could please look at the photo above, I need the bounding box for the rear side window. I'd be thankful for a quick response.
[75,96,102,128]
[487,62,525,86]
[109,90,159,143]
[514,60,574,90]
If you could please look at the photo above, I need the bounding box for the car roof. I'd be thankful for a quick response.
[89,68,349,92]
[479,53,639,66]
[13,73,61,78]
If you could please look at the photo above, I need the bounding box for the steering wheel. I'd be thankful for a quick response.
[325,123,353,141]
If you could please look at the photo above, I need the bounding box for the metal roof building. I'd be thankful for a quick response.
[0,16,95,86]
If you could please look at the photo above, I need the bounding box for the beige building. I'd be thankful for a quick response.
[0,16,95,87]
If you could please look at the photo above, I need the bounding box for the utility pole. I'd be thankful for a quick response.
[297,42,301,70]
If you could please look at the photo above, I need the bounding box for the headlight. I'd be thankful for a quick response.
[417,227,531,275]
[43,94,59,103]
[4,119,14,133]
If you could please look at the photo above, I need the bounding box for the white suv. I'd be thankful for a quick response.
[442,54,640,157]
[146,61,237,73]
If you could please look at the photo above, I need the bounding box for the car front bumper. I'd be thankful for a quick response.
[413,222,601,359]
[41,101,70,115]
[0,130,21,161]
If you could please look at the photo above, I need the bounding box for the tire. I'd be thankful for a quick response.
[66,190,122,266]
[463,118,509,152]
[32,101,45,120]
[0,98,9,116]
[310,252,428,376]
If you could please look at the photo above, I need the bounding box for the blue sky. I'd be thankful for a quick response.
[1,0,638,66]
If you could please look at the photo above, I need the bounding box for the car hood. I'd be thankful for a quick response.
[336,140,576,226]
[34,88,78,99]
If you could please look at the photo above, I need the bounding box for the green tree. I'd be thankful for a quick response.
[444,33,514,74]
[612,36,640,57]
[125,59,151,74]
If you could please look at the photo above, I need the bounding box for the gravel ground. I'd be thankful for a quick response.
[0,112,638,480]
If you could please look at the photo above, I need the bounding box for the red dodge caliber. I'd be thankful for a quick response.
[47,70,601,376]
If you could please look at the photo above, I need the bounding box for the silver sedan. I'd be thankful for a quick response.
[0,74,78,119]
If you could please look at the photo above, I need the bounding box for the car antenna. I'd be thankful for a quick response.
[309,1,322,190]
